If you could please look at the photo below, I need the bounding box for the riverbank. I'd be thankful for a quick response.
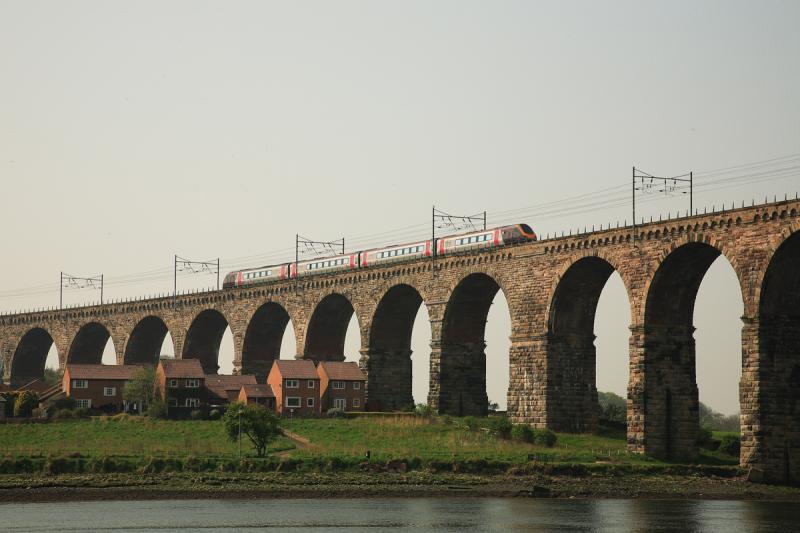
[1,471,799,503]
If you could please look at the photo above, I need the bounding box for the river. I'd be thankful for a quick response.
[0,498,797,532]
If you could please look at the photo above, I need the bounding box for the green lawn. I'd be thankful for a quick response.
[0,417,294,458]
[0,415,739,466]
[282,416,658,464]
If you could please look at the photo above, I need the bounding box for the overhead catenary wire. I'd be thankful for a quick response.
[1,153,798,310]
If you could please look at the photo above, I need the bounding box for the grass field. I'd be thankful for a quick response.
[0,417,294,458]
[0,415,739,466]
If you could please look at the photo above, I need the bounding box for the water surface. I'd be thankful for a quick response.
[1,497,797,532]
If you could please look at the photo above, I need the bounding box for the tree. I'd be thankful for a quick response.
[598,391,626,423]
[42,367,62,387]
[222,402,281,457]
[123,366,159,413]
[14,390,39,417]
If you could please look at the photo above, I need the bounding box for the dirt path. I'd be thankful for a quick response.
[276,429,314,457]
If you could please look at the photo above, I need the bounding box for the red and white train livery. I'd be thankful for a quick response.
[222,224,536,289]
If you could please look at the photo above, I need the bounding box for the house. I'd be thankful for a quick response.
[205,374,257,406]
[266,360,320,416]
[62,364,143,413]
[238,384,276,408]
[156,358,207,417]
[317,361,366,412]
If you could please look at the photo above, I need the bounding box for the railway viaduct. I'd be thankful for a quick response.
[0,198,798,483]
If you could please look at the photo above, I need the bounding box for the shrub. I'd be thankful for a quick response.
[461,416,479,430]
[46,397,77,418]
[534,429,557,447]
[147,400,167,419]
[485,416,512,439]
[209,409,221,420]
[1,393,18,417]
[326,407,346,418]
[697,426,714,448]
[44,456,79,475]
[52,408,76,420]
[14,390,39,418]
[414,403,433,417]
[718,434,741,457]
[74,407,91,418]
[511,424,535,443]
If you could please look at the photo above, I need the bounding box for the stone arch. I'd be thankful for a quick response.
[640,241,743,460]
[68,322,112,365]
[9,328,55,387]
[241,302,294,382]
[182,309,229,374]
[124,316,169,366]
[365,284,425,411]
[436,272,506,416]
[304,293,356,362]
[756,229,800,483]
[546,255,629,432]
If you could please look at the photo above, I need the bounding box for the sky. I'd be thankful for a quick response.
[1,1,798,414]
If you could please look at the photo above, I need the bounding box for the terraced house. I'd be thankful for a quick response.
[267,359,320,416]
[317,361,366,412]
[156,358,207,418]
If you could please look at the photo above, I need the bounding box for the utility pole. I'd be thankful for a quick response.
[60,272,104,309]
[173,255,220,308]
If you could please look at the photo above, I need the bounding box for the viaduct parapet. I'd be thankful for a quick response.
[1,199,798,483]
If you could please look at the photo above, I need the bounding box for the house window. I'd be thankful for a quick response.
[72,379,88,389]
[333,398,346,409]
[307,380,315,388]
[286,397,301,408]
[333,381,345,390]
[353,398,360,408]
[285,379,299,388]
[103,387,116,397]
[168,398,178,407]
[168,379,179,388]
[185,398,200,407]
[186,378,200,388]
[306,397,315,408]
[353,382,361,390]
[76,399,92,409]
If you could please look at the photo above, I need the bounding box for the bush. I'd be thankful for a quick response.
[697,426,714,448]
[326,407,346,418]
[1,393,18,417]
[485,416,512,439]
[461,416,479,430]
[718,434,741,457]
[147,400,167,419]
[511,424,534,443]
[74,407,91,418]
[46,397,77,418]
[52,408,76,420]
[14,390,39,418]
[534,429,557,447]
[209,409,221,420]
[414,403,433,417]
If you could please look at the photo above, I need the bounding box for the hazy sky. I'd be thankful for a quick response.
[1,1,798,414]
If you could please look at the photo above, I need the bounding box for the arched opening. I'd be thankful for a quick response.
[367,284,424,410]
[124,316,169,366]
[217,326,236,375]
[304,293,355,362]
[182,309,229,374]
[437,273,507,416]
[10,328,55,387]
[68,322,112,365]
[242,302,293,382]
[548,256,628,432]
[411,303,432,406]
[642,242,740,460]
[758,231,800,483]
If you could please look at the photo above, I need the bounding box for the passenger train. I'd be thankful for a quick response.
[222,224,536,289]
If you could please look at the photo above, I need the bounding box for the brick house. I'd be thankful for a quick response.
[156,359,207,417]
[238,384,276,409]
[205,374,257,406]
[266,360,320,416]
[317,361,366,412]
[62,364,143,413]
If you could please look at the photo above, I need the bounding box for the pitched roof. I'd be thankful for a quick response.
[205,374,257,398]
[318,361,366,381]
[160,358,205,378]
[66,364,143,380]
[272,359,319,380]
[241,384,275,398]
[16,379,53,393]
